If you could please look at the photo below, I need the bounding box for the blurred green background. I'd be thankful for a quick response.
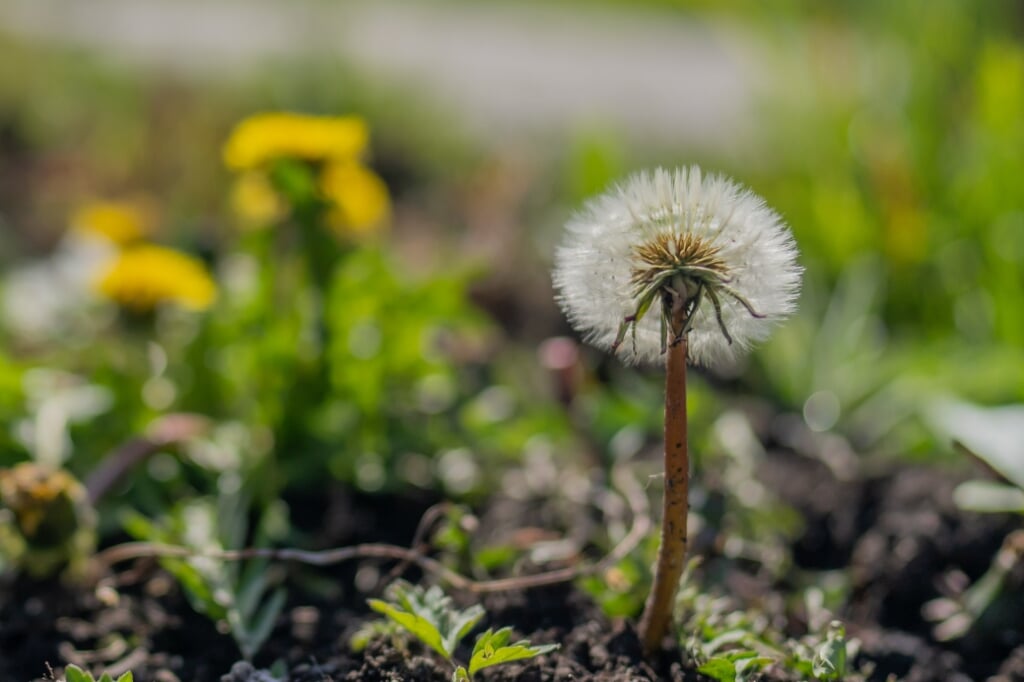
[1,0,1022,518]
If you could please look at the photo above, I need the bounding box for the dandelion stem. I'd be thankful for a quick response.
[638,305,689,656]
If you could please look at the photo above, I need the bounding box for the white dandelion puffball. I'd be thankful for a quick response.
[553,166,801,368]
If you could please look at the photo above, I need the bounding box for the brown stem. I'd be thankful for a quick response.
[638,309,689,655]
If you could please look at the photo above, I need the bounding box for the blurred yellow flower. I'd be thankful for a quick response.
[95,245,217,312]
[0,462,96,579]
[72,200,153,245]
[230,172,285,226]
[223,112,369,170]
[321,161,391,236]
[0,463,87,539]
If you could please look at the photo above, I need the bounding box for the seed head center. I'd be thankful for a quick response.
[629,232,727,298]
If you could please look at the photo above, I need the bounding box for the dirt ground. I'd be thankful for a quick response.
[3,449,1023,682]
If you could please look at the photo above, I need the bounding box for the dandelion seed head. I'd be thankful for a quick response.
[553,166,801,368]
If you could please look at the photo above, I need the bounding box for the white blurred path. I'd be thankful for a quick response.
[0,0,762,148]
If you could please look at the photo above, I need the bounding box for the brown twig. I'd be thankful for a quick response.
[378,501,454,591]
[95,465,649,595]
[85,414,210,504]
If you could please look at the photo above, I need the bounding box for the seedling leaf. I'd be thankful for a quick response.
[698,657,737,682]
[734,654,775,679]
[238,587,287,660]
[62,667,131,682]
[468,627,559,676]
[368,598,448,659]
[64,666,91,682]
[444,603,486,658]
[369,581,485,661]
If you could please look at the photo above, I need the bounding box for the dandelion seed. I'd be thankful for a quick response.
[553,166,801,368]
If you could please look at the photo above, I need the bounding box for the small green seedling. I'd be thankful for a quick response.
[123,494,286,660]
[697,651,776,682]
[365,581,558,681]
[811,621,849,682]
[63,664,133,682]
[458,627,560,681]
[675,560,865,682]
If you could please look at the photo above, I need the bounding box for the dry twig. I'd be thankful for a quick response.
[96,465,650,594]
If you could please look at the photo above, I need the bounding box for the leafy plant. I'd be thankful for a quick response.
[62,664,133,682]
[675,561,866,682]
[810,621,849,682]
[364,581,558,681]
[697,651,775,682]
[123,492,287,660]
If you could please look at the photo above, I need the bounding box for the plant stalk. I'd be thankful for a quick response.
[638,307,689,655]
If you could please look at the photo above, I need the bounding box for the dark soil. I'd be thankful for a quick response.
[761,450,1022,682]
[2,453,1021,682]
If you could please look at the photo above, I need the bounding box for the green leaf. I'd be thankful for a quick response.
[734,654,775,680]
[468,627,559,676]
[269,158,320,206]
[237,587,286,660]
[368,598,449,660]
[114,674,134,682]
[698,657,737,682]
[97,675,113,682]
[927,400,1024,489]
[443,603,485,659]
[234,559,270,620]
[368,582,486,661]
[64,665,92,682]
[705,629,753,654]
[121,507,227,620]
[471,627,507,660]
[452,668,471,682]
[953,480,1024,513]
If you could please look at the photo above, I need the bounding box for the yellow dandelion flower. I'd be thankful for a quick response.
[223,112,369,171]
[72,200,153,246]
[321,161,391,236]
[230,172,286,227]
[95,245,217,312]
